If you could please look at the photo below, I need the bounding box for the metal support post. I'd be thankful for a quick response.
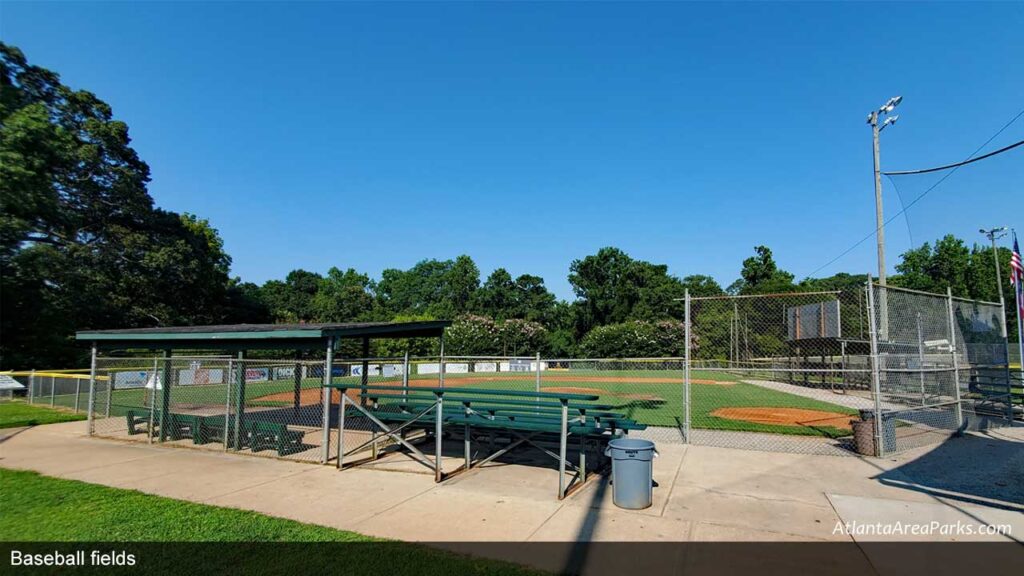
[233,351,246,450]
[684,289,692,443]
[866,278,885,456]
[320,338,335,464]
[402,350,410,403]
[224,358,233,450]
[75,377,82,413]
[293,351,302,413]
[29,369,35,404]
[50,375,55,406]
[159,350,172,443]
[558,398,568,499]
[336,394,347,469]
[434,390,444,482]
[439,332,446,389]
[947,288,964,429]
[86,344,97,434]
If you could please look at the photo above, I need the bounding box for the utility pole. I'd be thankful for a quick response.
[980,227,1009,337]
[866,96,902,341]
[870,112,886,287]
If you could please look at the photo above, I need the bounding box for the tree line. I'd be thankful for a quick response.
[1,44,1017,368]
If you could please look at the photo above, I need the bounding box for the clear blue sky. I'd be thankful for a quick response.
[4,2,1022,299]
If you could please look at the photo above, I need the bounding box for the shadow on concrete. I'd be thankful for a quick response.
[564,469,610,575]
[872,429,1024,513]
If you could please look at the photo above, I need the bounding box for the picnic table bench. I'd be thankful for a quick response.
[325,383,646,499]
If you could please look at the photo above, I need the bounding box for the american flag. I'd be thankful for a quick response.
[1011,231,1024,317]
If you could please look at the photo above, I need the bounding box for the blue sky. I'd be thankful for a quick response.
[4,2,1022,299]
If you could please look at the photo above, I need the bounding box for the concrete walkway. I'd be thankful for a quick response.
[2,421,1022,572]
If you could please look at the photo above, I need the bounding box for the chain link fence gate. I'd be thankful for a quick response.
[685,289,873,455]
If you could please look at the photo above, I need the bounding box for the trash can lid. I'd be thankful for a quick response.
[608,438,656,451]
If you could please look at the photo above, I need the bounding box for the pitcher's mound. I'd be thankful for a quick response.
[711,407,856,430]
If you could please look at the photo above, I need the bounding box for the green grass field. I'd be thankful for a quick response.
[0,468,538,575]
[0,400,86,429]
[72,367,857,438]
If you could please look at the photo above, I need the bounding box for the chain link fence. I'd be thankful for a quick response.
[687,290,875,455]
[34,282,1018,464]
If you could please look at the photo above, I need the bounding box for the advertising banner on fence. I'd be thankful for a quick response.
[114,371,150,388]
[178,369,225,385]
[474,362,498,373]
[244,368,269,382]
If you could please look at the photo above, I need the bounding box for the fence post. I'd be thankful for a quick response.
[946,287,964,430]
[159,351,172,443]
[28,369,35,404]
[50,375,55,406]
[74,377,82,413]
[320,338,335,464]
[224,358,233,450]
[535,351,542,395]
[684,289,692,443]
[997,299,1015,423]
[234,351,247,450]
[866,277,885,456]
[105,368,113,418]
[86,344,97,435]
[439,332,446,389]
[402,351,410,403]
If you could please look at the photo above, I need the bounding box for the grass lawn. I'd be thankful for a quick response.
[0,400,86,429]
[82,367,857,438]
[0,468,539,575]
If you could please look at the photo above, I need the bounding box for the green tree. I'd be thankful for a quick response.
[736,246,795,295]
[0,44,244,368]
[568,247,685,333]
[376,255,480,318]
[311,267,375,322]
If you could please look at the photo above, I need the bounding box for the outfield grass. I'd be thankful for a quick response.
[78,367,857,437]
[0,400,86,429]
[0,468,538,575]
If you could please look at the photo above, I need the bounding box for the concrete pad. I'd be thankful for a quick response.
[111,451,314,501]
[207,466,437,530]
[666,484,847,540]
[1,437,167,476]
[827,493,1023,542]
[352,486,562,541]
[528,501,691,541]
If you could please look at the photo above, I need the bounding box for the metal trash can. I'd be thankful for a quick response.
[854,409,896,455]
[604,438,658,510]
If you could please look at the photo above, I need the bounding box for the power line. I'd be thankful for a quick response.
[806,108,1024,279]
[883,138,1024,175]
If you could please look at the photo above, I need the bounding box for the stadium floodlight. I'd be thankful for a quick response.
[880,96,903,114]
[880,115,899,131]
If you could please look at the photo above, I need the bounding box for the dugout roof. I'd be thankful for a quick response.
[76,321,451,351]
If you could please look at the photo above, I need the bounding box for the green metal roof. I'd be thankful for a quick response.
[76,321,450,350]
